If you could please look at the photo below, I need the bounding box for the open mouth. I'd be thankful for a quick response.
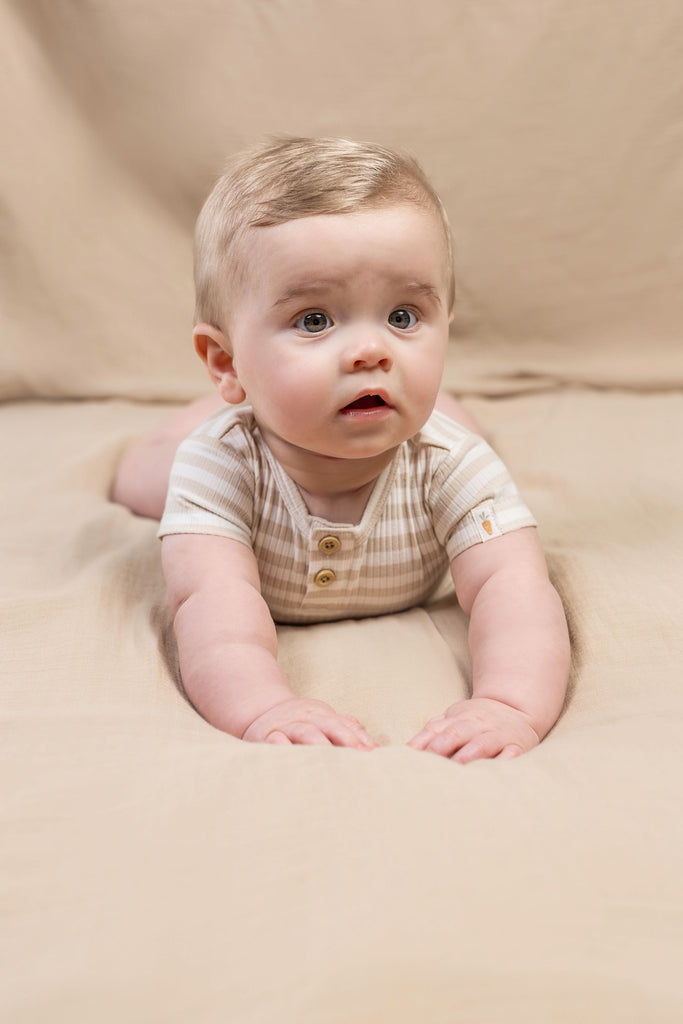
[342,394,388,412]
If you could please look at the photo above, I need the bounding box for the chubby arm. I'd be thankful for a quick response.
[162,534,375,748]
[409,528,570,762]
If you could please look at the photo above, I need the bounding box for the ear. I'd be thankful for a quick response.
[193,324,247,405]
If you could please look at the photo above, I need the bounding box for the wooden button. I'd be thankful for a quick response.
[314,569,336,587]
[318,535,341,554]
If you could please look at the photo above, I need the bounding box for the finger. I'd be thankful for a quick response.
[421,719,480,757]
[315,717,376,749]
[496,743,525,760]
[285,722,333,746]
[452,731,507,764]
[265,730,292,745]
[340,716,378,749]
[339,713,374,737]
[406,732,431,750]
[406,716,447,750]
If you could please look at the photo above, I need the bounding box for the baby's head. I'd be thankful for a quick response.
[194,136,454,330]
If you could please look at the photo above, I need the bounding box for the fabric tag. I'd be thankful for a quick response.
[471,501,502,542]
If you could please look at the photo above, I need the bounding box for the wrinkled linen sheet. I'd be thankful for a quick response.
[3,390,681,1022]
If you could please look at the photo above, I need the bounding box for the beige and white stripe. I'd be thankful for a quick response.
[159,407,536,624]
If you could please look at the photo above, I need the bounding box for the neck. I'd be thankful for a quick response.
[261,431,398,524]
[298,477,379,524]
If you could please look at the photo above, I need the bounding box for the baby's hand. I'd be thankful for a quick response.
[407,697,540,763]
[242,698,377,750]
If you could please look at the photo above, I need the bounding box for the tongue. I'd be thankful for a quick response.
[345,394,385,411]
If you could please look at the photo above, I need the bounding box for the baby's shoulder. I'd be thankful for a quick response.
[187,403,260,456]
[174,404,265,490]
[189,402,255,439]
[406,410,499,500]
[410,409,478,460]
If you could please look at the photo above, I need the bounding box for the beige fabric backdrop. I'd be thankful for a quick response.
[2,0,683,400]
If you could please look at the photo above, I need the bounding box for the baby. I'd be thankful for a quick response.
[114,136,570,762]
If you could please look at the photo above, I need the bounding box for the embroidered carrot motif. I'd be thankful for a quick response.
[481,519,493,536]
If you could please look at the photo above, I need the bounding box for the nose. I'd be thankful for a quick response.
[342,330,393,372]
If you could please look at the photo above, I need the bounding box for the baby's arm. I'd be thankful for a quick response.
[408,527,569,762]
[162,534,376,748]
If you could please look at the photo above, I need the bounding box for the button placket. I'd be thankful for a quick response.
[309,531,344,592]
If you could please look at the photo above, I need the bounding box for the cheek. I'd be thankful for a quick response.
[275,349,330,390]
[404,337,447,393]
[246,351,328,413]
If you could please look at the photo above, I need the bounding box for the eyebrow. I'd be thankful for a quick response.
[271,280,345,310]
[271,279,442,310]
[401,281,443,306]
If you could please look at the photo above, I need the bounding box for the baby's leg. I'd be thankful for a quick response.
[111,393,225,519]
[112,390,482,520]
[434,392,482,434]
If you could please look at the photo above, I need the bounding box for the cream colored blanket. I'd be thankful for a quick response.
[2,2,682,1021]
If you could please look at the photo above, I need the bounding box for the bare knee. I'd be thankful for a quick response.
[434,391,482,434]
[111,393,224,519]
[111,437,179,519]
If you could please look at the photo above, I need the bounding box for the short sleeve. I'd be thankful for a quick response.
[428,433,537,561]
[157,426,255,548]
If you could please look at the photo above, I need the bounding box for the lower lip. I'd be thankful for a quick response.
[339,405,393,421]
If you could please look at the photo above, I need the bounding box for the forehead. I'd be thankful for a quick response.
[240,204,451,301]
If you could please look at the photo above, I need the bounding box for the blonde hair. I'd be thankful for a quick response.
[194,136,455,327]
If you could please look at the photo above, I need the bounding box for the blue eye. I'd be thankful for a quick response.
[297,311,331,333]
[388,308,417,330]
